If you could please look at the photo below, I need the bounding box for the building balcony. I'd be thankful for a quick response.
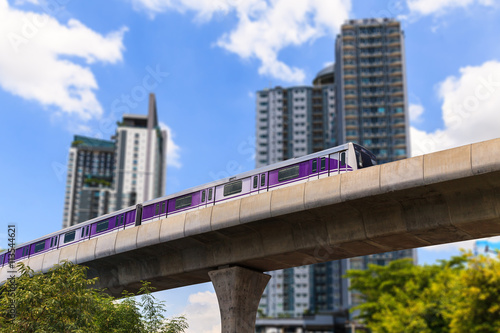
[363,132,388,138]
[363,121,387,127]
[362,91,385,97]
[346,135,358,141]
[360,61,384,67]
[361,81,385,87]
[359,42,383,48]
[391,100,404,106]
[361,71,384,77]
[360,52,383,58]
[362,111,386,118]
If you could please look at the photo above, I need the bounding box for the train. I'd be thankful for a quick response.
[0,142,376,267]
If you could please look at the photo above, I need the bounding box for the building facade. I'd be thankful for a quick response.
[62,136,115,229]
[335,18,410,163]
[255,65,336,168]
[256,17,415,319]
[62,93,167,228]
[113,94,167,211]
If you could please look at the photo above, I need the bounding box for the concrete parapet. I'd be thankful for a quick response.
[115,227,138,254]
[209,266,270,333]
[184,207,212,237]
[424,145,472,184]
[59,244,78,265]
[95,233,117,259]
[270,183,305,217]
[340,165,381,200]
[304,175,341,209]
[42,249,61,272]
[380,155,424,192]
[211,200,241,231]
[76,238,97,264]
[240,192,271,223]
[26,253,45,273]
[137,220,161,248]
[472,138,500,175]
[159,214,186,242]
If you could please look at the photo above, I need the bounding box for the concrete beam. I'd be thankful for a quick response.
[209,266,270,333]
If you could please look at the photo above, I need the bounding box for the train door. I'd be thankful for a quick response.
[318,155,329,179]
[199,189,207,209]
[251,175,259,195]
[329,152,339,175]
[258,172,268,193]
[206,187,215,206]
[309,158,319,181]
[339,151,348,174]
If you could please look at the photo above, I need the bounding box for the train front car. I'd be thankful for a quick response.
[352,143,377,170]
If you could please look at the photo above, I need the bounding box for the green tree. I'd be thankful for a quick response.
[0,261,188,333]
[346,254,475,333]
[449,253,500,332]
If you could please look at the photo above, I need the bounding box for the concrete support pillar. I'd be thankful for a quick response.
[209,266,271,333]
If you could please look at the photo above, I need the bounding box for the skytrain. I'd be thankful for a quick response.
[0,142,376,266]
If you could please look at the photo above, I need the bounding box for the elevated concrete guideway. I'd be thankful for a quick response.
[1,138,500,331]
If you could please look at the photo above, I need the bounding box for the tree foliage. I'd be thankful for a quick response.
[0,261,188,333]
[346,252,500,333]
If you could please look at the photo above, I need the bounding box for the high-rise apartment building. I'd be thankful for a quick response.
[62,93,167,228]
[256,17,415,320]
[335,18,410,163]
[62,136,115,228]
[113,94,167,210]
[255,65,336,168]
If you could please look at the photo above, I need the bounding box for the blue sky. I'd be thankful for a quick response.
[1,0,500,330]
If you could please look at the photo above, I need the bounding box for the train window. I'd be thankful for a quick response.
[64,231,76,243]
[224,180,243,197]
[201,190,206,202]
[81,228,85,237]
[175,195,192,210]
[155,204,159,215]
[50,238,53,248]
[278,165,300,182]
[253,176,258,189]
[96,220,109,233]
[321,157,326,171]
[261,174,266,187]
[340,152,346,167]
[86,226,90,236]
[162,202,166,213]
[35,241,45,253]
[208,189,213,201]
[312,159,317,173]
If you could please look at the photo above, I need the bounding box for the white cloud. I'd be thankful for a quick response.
[160,122,182,168]
[411,60,500,156]
[0,0,127,121]
[409,103,424,123]
[182,291,221,333]
[406,0,495,16]
[128,0,351,83]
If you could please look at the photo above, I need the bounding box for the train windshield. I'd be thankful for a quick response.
[354,144,377,169]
